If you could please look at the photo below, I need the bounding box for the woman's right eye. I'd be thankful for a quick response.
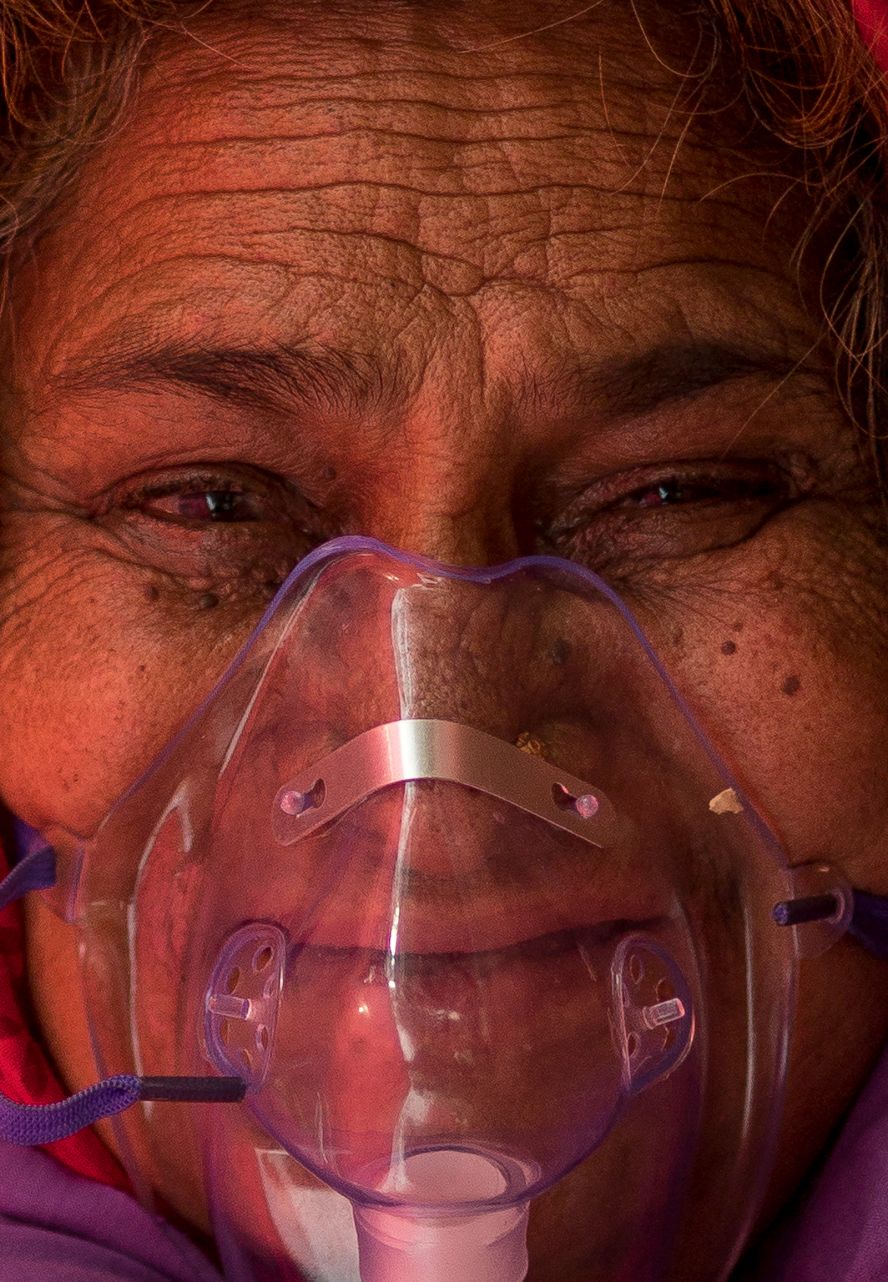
[96,465,334,597]
[132,485,265,524]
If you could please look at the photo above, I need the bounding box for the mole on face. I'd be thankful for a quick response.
[782,674,801,696]
[721,640,737,656]
[197,592,220,611]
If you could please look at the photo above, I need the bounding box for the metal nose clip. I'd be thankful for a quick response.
[272,719,619,848]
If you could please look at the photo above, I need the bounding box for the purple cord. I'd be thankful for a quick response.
[0,1075,142,1144]
[0,1074,246,1145]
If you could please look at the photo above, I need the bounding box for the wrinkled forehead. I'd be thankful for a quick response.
[19,0,813,410]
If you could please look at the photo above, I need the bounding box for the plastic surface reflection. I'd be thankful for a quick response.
[55,539,797,1282]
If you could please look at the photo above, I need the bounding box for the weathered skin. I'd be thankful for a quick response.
[0,1,886,1277]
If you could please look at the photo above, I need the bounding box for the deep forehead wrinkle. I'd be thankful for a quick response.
[55,333,816,424]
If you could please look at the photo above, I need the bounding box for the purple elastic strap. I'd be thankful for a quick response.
[848,890,888,960]
[0,841,56,910]
[0,1075,142,1144]
[0,1074,246,1145]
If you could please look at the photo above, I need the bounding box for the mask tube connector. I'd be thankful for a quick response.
[772,862,852,958]
[352,1148,532,1282]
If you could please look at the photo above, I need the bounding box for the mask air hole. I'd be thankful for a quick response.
[629,954,644,985]
[256,1025,269,1052]
[662,1027,675,1051]
[656,978,674,1001]
[626,1032,639,1057]
[253,946,274,974]
[551,783,575,810]
[241,1048,253,1072]
[310,779,326,808]
[219,1020,231,1045]
[225,967,241,994]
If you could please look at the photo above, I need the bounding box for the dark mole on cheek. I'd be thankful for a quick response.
[721,640,737,656]
[144,584,160,602]
[197,592,220,610]
[782,674,801,696]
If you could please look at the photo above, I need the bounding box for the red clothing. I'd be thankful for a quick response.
[0,838,127,1189]
[855,0,888,73]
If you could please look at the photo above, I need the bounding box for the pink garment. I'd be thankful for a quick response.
[855,0,888,72]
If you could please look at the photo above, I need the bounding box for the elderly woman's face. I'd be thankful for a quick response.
[1,0,886,1275]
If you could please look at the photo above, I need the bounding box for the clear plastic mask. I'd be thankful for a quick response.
[45,538,800,1282]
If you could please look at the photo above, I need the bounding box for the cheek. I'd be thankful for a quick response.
[0,539,264,837]
[658,535,888,886]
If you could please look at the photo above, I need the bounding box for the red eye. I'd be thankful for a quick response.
[127,484,266,524]
[622,477,771,510]
[173,490,259,522]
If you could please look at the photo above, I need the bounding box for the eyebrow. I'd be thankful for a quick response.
[518,340,817,421]
[56,333,816,423]
[58,336,403,419]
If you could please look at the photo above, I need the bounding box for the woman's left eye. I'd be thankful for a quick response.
[543,459,802,571]
[617,473,779,510]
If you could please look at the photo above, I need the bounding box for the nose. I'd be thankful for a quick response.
[365,491,524,569]
[342,392,526,567]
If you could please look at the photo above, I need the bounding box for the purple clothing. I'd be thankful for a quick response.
[751,1043,888,1282]
[0,1138,221,1281]
[2,1047,888,1280]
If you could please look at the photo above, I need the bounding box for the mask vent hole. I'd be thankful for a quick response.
[256,1025,269,1052]
[551,783,575,810]
[626,1033,639,1056]
[225,967,241,994]
[656,978,674,1001]
[253,946,273,974]
[219,1020,231,1045]
[629,954,644,984]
